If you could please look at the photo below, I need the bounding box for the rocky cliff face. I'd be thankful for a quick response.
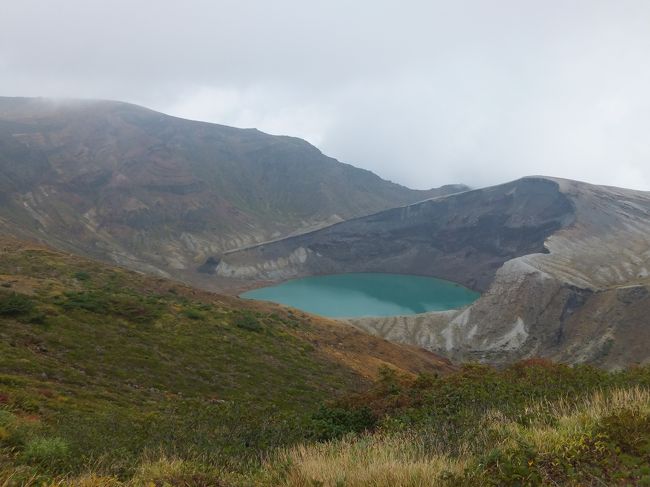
[216,177,575,289]
[0,97,465,282]
[218,177,650,368]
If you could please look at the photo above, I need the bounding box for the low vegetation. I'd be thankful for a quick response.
[0,292,35,318]
[258,362,650,486]
[0,238,442,485]
[0,240,361,485]
[1,239,649,485]
[3,360,649,485]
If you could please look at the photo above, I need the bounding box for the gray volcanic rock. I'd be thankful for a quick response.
[216,177,575,290]
[0,96,465,282]
[218,176,650,368]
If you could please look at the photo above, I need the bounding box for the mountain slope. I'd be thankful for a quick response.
[0,96,466,283]
[216,177,574,290]
[217,176,650,368]
[0,236,451,481]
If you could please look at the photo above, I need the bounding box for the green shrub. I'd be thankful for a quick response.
[0,292,35,316]
[308,405,377,441]
[182,308,204,320]
[112,295,161,324]
[22,436,70,467]
[0,411,38,450]
[0,409,16,428]
[598,407,650,455]
[234,311,262,332]
[60,291,109,313]
[28,314,47,326]
[73,271,91,281]
[464,444,542,486]
[58,291,161,324]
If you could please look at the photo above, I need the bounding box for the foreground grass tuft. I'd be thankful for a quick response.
[257,365,650,486]
[269,433,466,487]
[2,364,650,485]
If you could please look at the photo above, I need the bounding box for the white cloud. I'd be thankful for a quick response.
[2,0,650,190]
[167,85,334,147]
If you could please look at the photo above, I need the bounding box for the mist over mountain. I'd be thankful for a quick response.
[2,95,648,370]
[0,96,464,282]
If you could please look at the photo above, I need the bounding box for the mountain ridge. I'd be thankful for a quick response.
[217,175,650,368]
[0,96,466,286]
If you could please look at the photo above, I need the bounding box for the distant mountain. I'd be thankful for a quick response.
[218,176,650,368]
[0,96,466,281]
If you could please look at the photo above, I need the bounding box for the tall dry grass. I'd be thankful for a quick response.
[2,387,648,486]
[482,386,650,454]
[264,432,467,487]
[263,386,650,487]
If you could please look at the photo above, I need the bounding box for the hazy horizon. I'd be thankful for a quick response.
[3,0,650,191]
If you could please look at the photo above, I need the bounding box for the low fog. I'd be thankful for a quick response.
[2,0,650,190]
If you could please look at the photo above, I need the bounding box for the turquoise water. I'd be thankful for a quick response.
[240,273,479,318]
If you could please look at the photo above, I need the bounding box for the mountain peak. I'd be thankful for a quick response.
[0,96,464,286]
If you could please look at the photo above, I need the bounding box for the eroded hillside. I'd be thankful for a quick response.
[217,177,650,368]
[0,97,465,284]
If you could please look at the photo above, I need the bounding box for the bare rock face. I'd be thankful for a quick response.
[0,97,464,282]
[217,178,574,288]
[218,177,650,368]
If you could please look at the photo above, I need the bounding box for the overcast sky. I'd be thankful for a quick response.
[2,1,650,190]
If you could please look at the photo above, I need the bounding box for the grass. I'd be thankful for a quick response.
[0,237,444,485]
[4,363,649,486]
[0,293,35,317]
[0,243,352,483]
[2,238,649,485]
[266,432,467,486]
[252,363,650,486]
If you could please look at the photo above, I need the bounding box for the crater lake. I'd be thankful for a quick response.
[240,273,479,318]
